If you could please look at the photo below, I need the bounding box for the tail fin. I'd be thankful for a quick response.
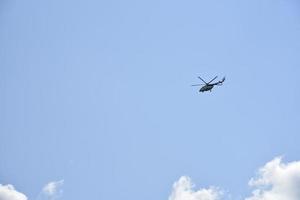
[221,76,225,83]
[217,77,225,85]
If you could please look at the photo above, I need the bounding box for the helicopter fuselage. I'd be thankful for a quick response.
[200,84,214,92]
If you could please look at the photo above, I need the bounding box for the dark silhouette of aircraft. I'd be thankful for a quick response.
[191,76,225,92]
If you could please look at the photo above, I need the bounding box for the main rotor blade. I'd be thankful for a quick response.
[197,76,207,84]
[208,76,218,84]
[191,84,205,86]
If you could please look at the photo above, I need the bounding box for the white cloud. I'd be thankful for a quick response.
[168,176,222,200]
[37,180,64,200]
[42,180,64,197]
[245,157,300,200]
[169,157,300,200]
[0,184,27,200]
[0,180,64,200]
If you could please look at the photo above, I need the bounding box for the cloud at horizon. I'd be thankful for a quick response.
[0,184,27,200]
[168,176,222,200]
[245,157,300,200]
[0,180,64,200]
[37,180,64,200]
[169,157,300,200]
[1,157,300,200]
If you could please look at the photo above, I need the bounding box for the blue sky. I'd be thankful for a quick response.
[1,0,300,200]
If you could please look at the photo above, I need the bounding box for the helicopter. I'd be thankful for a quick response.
[191,76,225,92]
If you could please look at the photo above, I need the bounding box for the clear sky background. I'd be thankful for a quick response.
[1,0,300,200]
